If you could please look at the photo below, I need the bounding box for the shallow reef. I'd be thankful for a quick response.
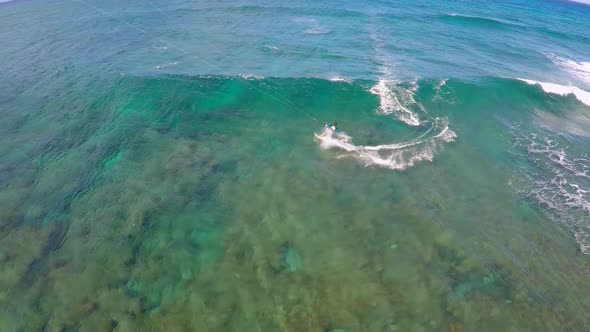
[0,76,589,331]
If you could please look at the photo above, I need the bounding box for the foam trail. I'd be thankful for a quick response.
[315,118,456,170]
[367,24,421,126]
[510,130,590,254]
[548,54,590,84]
[518,78,590,106]
[369,79,421,126]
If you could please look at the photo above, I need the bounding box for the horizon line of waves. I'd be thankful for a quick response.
[547,54,590,85]
[518,78,590,106]
[510,130,590,254]
[315,118,456,170]
[369,79,421,126]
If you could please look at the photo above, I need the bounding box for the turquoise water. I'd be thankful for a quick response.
[1,0,590,330]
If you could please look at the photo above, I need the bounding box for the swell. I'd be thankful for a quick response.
[171,5,366,19]
[437,13,526,30]
[4,72,590,253]
[122,75,589,121]
[437,76,590,108]
[534,26,590,45]
[436,13,590,43]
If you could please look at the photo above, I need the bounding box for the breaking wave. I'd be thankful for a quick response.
[518,78,590,106]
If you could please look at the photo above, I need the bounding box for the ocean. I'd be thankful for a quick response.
[1,0,590,330]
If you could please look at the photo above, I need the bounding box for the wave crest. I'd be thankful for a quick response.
[518,78,590,106]
[440,13,521,29]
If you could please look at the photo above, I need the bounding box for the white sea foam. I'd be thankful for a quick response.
[518,78,590,106]
[304,28,331,35]
[367,24,422,124]
[548,54,590,84]
[314,118,455,170]
[155,61,179,69]
[510,131,590,254]
[328,76,351,83]
[369,79,421,126]
[239,73,264,79]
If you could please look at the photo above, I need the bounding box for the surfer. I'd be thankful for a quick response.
[319,122,337,137]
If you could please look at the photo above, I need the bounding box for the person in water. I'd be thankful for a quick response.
[319,122,338,137]
[325,122,337,131]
